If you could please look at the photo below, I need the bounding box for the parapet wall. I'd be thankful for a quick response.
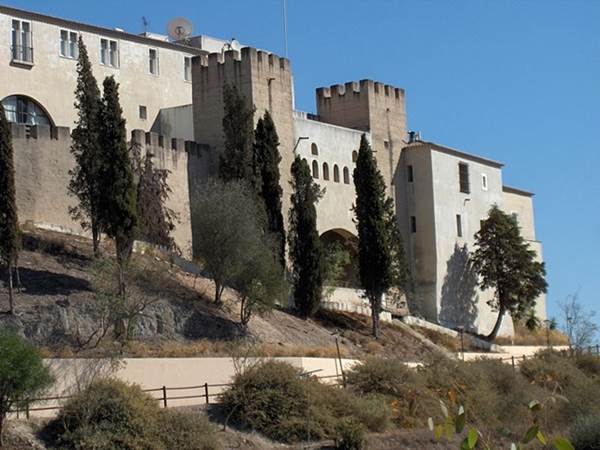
[11,124,208,258]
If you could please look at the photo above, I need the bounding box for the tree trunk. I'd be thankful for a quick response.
[92,220,101,258]
[7,260,14,314]
[15,263,21,293]
[486,306,506,341]
[371,297,381,339]
[214,281,221,304]
[117,262,126,298]
[0,411,4,448]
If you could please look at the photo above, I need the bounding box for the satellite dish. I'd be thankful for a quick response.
[230,38,241,51]
[167,17,193,41]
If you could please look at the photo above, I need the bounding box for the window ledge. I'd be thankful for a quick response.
[10,59,34,68]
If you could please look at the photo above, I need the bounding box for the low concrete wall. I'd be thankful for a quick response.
[323,287,393,322]
[24,356,359,418]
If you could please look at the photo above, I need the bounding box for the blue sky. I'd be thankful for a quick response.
[6,0,599,331]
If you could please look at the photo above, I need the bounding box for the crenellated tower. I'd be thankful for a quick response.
[316,80,407,195]
[191,47,295,212]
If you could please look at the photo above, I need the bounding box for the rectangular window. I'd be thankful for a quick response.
[11,19,33,63]
[456,214,463,237]
[481,173,488,191]
[410,216,417,233]
[139,105,147,120]
[100,38,119,67]
[458,162,470,194]
[184,56,192,81]
[407,165,414,182]
[149,48,158,75]
[60,30,78,58]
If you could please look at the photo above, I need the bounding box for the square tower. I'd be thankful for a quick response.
[191,48,295,210]
[316,80,407,195]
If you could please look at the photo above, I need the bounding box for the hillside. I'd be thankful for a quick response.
[0,228,440,361]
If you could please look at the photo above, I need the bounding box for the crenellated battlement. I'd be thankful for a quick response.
[316,79,404,102]
[194,47,291,73]
[10,123,71,141]
[130,130,206,158]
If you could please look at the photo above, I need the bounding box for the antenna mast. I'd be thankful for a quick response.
[142,16,148,34]
[283,0,288,58]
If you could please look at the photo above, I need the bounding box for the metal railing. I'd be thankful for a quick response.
[10,373,343,418]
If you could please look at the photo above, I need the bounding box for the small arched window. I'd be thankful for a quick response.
[311,143,319,155]
[343,167,350,184]
[333,164,340,182]
[352,150,358,163]
[322,162,329,181]
[312,160,319,179]
[1,95,53,126]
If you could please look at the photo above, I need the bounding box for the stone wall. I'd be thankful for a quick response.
[11,124,207,258]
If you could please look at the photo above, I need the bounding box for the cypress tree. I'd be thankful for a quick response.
[471,205,547,341]
[219,83,256,182]
[136,154,177,252]
[0,104,19,314]
[384,197,411,305]
[353,134,392,338]
[68,36,103,257]
[253,111,285,267]
[97,76,138,296]
[288,156,324,318]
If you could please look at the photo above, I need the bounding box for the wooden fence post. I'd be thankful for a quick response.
[162,386,167,408]
[511,356,515,372]
[204,383,209,404]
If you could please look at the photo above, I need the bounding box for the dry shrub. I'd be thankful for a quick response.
[570,414,600,450]
[160,410,221,450]
[365,341,384,354]
[346,357,436,427]
[520,350,600,421]
[574,353,600,378]
[220,360,390,443]
[413,326,460,352]
[47,379,221,450]
[495,325,570,346]
[48,379,163,449]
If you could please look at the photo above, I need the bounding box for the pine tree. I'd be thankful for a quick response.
[288,156,324,318]
[68,36,103,257]
[353,134,392,338]
[253,111,285,267]
[219,83,256,182]
[0,104,20,314]
[471,205,547,341]
[97,76,138,296]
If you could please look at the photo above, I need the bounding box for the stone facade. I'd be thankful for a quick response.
[1,5,546,335]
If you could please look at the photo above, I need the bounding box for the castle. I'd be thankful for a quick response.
[0,4,546,336]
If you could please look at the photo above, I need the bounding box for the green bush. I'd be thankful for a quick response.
[220,360,390,443]
[160,411,221,450]
[571,414,600,450]
[50,379,162,450]
[336,417,366,450]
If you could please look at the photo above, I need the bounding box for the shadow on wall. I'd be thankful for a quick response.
[439,244,478,332]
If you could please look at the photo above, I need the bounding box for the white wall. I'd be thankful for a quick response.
[293,112,365,235]
[0,9,195,134]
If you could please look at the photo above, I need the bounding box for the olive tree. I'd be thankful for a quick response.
[191,180,284,323]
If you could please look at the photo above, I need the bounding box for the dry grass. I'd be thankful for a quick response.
[495,325,570,346]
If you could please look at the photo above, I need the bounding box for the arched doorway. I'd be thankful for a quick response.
[320,228,360,288]
[1,95,54,126]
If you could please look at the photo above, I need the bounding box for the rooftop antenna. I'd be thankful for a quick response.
[282,0,288,57]
[142,16,148,34]
[167,17,193,42]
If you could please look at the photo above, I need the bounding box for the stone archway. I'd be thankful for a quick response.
[320,228,360,288]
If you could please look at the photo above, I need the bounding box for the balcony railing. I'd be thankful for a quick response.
[11,45,34,64]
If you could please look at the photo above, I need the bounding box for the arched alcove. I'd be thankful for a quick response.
[322,162,329,181]
[320,228,360,288]
[312,160,319,179]
[333,164,340,182]
[343,167,350,184]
